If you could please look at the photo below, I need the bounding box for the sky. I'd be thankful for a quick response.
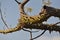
[0,0,60,40]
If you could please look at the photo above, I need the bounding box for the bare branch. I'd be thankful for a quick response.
[22,28,31,32]
[0,2,22,34]
[32,30,46,40]
[0,0,60,34]
[30,31,33,40]
[15,0,21,4]
[24,23,60,32]
[0,2,9,28]
[43,5,60,18]
[22,0,29,6]
[52,22,60,25]
[18,0,29,15]
[0,22,25,34]
[22,28,39,33]
[15,0,30,15]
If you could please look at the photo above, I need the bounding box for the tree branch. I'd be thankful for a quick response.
[24,23,60,32]
[0,8,9,28]
[0,22,25,34]
[43,5,60,18]
[0,2,9,29]
[0,1,60,34]
[0,0,30,34]
[32,30,46,40]
[18,0,29,15]
[15,0,21,4]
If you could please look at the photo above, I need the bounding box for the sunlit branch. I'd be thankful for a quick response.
[17,0,29,15]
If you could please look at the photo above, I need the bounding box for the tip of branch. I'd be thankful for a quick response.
[15,0,21,4]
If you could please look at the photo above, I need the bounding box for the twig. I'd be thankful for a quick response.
[15,0,21,4]
[52,22,60,25]
[30,30,33,40]
[0,2,9,28]
[22,28,40,33]
[23,28,46,40]
[32,30,46,40]
[22,28,31,32]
